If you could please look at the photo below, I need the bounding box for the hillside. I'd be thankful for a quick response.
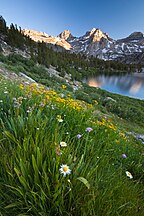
[1,65,144,215]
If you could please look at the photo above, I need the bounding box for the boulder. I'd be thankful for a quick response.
[126,132,144,144]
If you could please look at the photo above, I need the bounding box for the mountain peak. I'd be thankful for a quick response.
[90,28,101,34]
[89,28,97,35]
[58,30,72,40]
[117,31,144,43]
[89,28,108,42]
[128,31,144,40]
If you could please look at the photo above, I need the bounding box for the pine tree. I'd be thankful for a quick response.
[0,16,7,33]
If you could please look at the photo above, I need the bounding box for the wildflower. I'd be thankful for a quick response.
[25,81,29,85]
[76,134,82,139]
[60,93,64,98]
[60,142,67,147]
[40,103,45,107]
[62,85,66,89]
[126,171,133,179]
[85,127,93,133]
[92,100,98,105]
[27,106,33,113]
[73,86,78,91]
[51,105,55,110]
[56,115,63,122]
[4,91,8,94]
[58,118,63,123]
[13,101,21,108]
[66,132,69,135]
[0,100,3,103]
[59,164,71,177]
[18,96,23,101]
[55,145,61,156]
[122,154,127,158]
[20,84,24,89]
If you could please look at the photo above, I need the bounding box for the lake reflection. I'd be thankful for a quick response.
[85,73,144,99]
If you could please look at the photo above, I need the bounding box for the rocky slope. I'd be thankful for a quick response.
[23,28,144,64]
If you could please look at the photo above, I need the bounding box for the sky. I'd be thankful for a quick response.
[0,0,144,39]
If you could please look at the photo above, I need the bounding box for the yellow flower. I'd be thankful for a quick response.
[62,85,67,89]
[92,100,98,105]
[20,84,24,89]
[30,83,37,87]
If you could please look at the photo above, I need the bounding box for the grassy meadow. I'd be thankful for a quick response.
[0,76,144,216]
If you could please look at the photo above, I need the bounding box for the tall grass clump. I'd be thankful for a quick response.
[0,78,144,216]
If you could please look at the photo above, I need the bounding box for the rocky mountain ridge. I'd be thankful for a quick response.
[22,28,144,64]
[23,29,71,50]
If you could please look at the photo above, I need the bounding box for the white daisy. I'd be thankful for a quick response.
[60,141,67,147]
[58,118,63,123]
[59,164,71,177]
[126,171,133,179]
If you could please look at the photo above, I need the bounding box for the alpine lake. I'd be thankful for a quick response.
[84,72,144,100]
